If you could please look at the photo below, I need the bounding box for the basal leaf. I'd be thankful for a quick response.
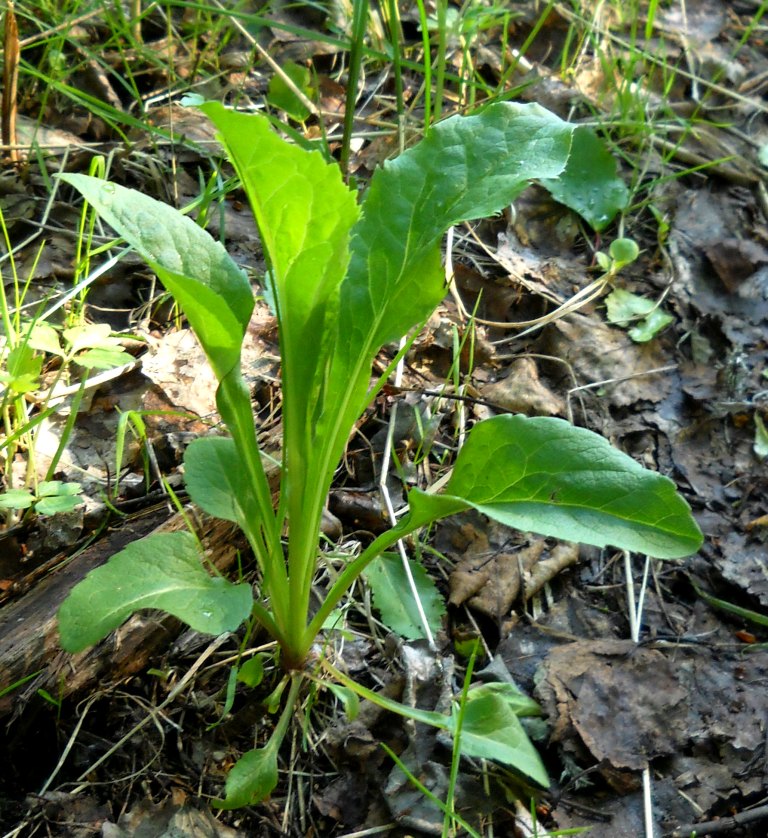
[267,61,314,121]
[395,415,702,559]
[465,682,542,718]
[213,742,278,810]
[540,126,628,231]
[58,531,253,653]
[58,174,253,381]
[446,415,702,558]
[456,691,549,788]
[363,552,446,640]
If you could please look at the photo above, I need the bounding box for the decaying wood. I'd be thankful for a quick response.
[0,507,249,722]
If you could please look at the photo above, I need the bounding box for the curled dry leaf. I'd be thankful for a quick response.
[480,357,565,416]
[449,523,578,618]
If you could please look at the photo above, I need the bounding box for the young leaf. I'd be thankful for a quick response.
[539,126,628,231]
[465,682,542,718]
[267,61,314,121]
[184,436,257,529]
[0,489,35,510]
[393,415,702,560]
[325,682,360,721]
[606,288,673,342]
[198,102,359,423]
[237,655,266,688]
[363,552,445,641]
[213,742,279,810]
[58,531,253,653]
[455,690,549,788]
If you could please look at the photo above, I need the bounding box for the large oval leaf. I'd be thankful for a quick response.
[406,414,702,559]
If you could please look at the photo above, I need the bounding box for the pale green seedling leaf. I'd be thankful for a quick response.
[37,480,78,498]
[456,690,549,787]
[0,489,35,510]
[395,415,702,559]
[28,322,62,355]
[606,289,673,342]
[754,414,768,459]
[540,126,628,231]
[75,347,131,369]
[363,552,445,640]
[2,345,42,393]
[214,742,278,809]
[606,288,655,323]
[628,308,674,342]
[58,531,253,653]
[35,494,85,516]
[34,482,83,516]
[58,174,253,381]
[609,237,639,268]
[63,323,118,353]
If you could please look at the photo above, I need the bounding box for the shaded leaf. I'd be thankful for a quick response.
[456,690,549,787]
[606,288,673,342]
[184,436,254,528]
[364,552,445,641]
[325,682,360,721]
[58,531,253,652]
[237,655,266,688]
[267,61,313,121]
[213,743,278,810]
[540,126,628,231]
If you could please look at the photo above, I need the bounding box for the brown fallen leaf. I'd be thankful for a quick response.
[480,356,565,416]
[449,524,577,619]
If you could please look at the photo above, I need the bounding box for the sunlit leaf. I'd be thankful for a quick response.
[394,415,702,559]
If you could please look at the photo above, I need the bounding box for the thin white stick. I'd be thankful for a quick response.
[378,338,436,650]
[624,550,657,838]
